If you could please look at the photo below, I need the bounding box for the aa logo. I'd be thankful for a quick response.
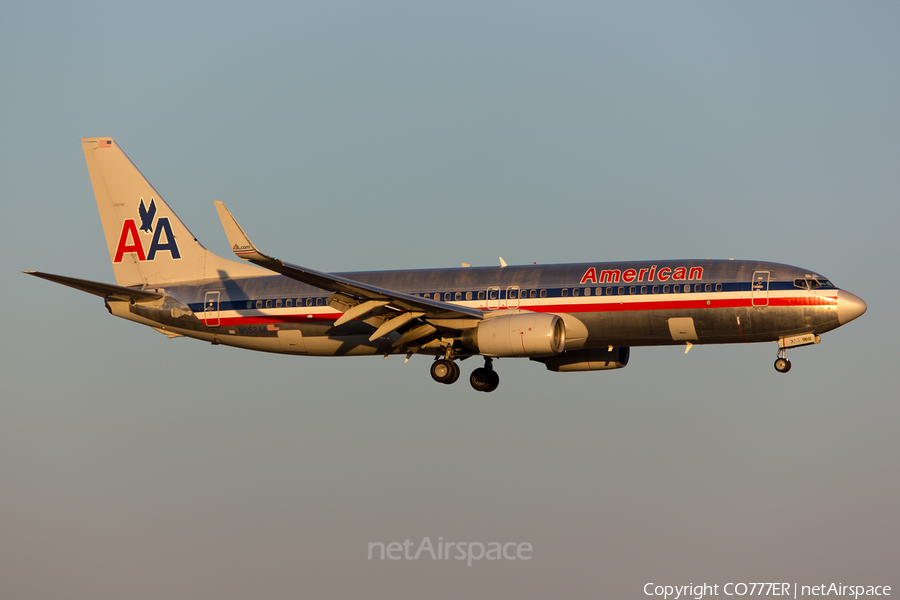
[114,198,181,263]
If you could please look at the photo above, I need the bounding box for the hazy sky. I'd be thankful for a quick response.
[2,2,898,598]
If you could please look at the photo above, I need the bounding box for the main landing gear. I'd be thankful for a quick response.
[430,358,460,384]
[430,356,500,392]
[774,348,792,373]
[469,357,500,393]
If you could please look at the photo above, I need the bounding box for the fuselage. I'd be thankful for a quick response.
[115,258,862,357]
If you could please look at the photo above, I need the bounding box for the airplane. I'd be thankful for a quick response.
[26,137,867,392]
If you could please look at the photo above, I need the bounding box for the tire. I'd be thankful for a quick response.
[447,361,461,384]
[470,367,493,392]
[431,359,457,384]
[484,369,500,392]
[774,358,791,373]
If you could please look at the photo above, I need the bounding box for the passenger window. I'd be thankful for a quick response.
[286,299,292,307]
[423,293,430,299]
[641,286,647,294]
[618,287,625,295]
[478,291,485,300]
[316,298,323,306]
[276,299,282,308]
[466,291,472,300]
[489,289,498,300]
[540,289,547,298]
[695,284,701,292]
[307,298,313,307]
[672,285,679,294]
[606,287,612,296]
[455,292,462,301]
[715,283,722,292]
[443,293,450,301]
[573,288,579,297]
[630,286,636,294]
[583,287,591,296]
[530,289,537,298]
[653,285,659,294]
[663,285,669,293]
[561,289,569,297]
[265,300,272,308]
[247,301,253,309]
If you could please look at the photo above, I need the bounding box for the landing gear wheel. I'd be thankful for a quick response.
[774,357,792,373]
[431,359,459,384]
[447,361,461,384]
[470,366,500,392]
[484,369,500,392]
[470,368,493,392]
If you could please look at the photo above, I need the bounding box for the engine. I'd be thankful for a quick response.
[462,313,565,357]
[532,347,630,372]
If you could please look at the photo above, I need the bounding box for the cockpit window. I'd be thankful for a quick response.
[795,276,836,290]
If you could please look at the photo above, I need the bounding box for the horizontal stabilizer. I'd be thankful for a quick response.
[24,271,164,302]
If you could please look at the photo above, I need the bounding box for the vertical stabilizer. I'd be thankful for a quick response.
[81,137,262,287]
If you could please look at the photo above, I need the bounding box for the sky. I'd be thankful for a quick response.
[2,2,898,598]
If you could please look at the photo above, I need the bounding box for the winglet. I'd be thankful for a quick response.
[214,201,273,262]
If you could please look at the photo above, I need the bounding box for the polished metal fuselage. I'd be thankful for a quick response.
[111,259,857,357]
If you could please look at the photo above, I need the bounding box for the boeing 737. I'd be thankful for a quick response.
[26,138,867,391]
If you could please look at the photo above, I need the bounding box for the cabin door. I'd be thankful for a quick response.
[203,291,220,326]
[751,271,769,307]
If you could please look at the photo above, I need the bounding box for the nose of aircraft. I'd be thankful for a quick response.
[837,290,867,325]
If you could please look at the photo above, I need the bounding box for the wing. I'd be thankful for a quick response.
[214,202,484,344]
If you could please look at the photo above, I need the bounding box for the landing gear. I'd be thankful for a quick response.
[431,358,460,384]
[774,349,792,373]
[430,354,500,391]
[470,358,500,392]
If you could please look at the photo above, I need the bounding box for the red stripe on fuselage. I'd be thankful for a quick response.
[210,294,836,327]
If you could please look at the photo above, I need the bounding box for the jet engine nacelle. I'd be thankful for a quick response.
[532,347,630,372]
[462,313,565,357]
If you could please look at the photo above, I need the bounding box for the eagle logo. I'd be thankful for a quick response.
[138,198,157,233]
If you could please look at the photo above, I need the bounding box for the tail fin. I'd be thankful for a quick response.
[81,137,263,287]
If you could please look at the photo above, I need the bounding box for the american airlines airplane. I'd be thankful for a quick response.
[27,138,867,392]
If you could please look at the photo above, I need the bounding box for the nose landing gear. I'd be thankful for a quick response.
[774,348,792,373]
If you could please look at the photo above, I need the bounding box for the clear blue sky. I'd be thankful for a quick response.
[2,2,898,598]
